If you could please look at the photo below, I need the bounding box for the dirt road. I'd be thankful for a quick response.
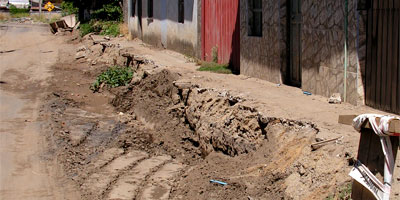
[0,23,78,199]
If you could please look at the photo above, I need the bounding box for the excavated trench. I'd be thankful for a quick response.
[43,41,347,199]
[112,68,318,158]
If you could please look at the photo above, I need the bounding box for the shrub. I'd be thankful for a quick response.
[60,1,78,16]
[91,3,122,21]
[80,21,120,37]
[91,66,133,92]
[9,5,30,18]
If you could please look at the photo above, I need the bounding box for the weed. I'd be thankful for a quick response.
[80,21,120,37]
[211,46,218,63]
[31,15,60,23]
[91,66,133,92]
[10,12,30,18]
[198,62,232,74]
[325,183,352,200]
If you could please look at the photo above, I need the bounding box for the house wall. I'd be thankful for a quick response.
[240,0,366,105]
[240,0,288,84]
[301,0,366,105]
[128,0,201,58]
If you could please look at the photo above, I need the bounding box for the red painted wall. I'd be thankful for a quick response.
[202,0,240,73]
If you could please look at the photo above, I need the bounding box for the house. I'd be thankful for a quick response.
[240,0,399,114]
[124,0,399,114]
[127,0,201,58]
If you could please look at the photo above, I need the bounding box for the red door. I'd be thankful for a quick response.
[202,0,240,73]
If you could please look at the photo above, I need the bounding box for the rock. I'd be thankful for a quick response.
[104,36,110,40]
[89,44,104,57]
[173,81,192,89]
[75,51,86,60]
[90,35,108,44]
[77,45,87,52]
[328,93,342,104]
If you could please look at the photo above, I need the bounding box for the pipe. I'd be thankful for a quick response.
[344,0,349,103]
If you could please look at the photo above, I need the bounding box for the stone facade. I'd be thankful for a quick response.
[240,0,288,84]
[240,0,367,105]
[127,0,201,58]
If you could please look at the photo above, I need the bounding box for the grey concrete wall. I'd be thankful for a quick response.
[127,0,200,58]
[240,0,366,105]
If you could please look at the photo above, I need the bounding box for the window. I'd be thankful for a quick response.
[148,0,153,18]
[131,0,136,17]
[248,0,262,37]
[178,0,184,23]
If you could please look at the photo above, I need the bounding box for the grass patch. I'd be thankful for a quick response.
[325,183,352,200]
[10,12,30,18]
[9,5,29,15]
[31,15,61,23]
[197,62,232,74]
[90,66,133,92]
[80,21,121,37]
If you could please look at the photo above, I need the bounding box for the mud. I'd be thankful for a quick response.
[38,34,359,200]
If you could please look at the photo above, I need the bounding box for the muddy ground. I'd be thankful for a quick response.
[3,23,399,200]
[35,33,359,200]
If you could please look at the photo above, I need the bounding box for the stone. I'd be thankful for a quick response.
[328,93,342,104]
[77,45,87,52]
[75,51,86,60]
[90,44,103,57]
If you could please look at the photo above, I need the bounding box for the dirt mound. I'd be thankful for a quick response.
[112,69,317,157]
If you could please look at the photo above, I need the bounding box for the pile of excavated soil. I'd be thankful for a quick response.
[40,35,355,200]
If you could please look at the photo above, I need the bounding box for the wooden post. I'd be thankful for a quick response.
[339,115,400,200]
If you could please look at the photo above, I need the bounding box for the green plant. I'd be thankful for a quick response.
[198,62,232,74]
[60,1,78,16]
[80,21,120,37]
[91,66,134,92]
[91,3,122,21]
[325,183,352,200]
[99,21,120,37]
[9,5,29,15]
[211,46,218,63]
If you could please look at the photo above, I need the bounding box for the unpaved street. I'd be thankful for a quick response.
[0,22,399,200]
[0,24,78,199]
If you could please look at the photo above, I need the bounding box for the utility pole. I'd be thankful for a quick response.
[39,0,42,17]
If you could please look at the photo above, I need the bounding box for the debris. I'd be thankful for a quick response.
[328,93,342,104]
[91,35,108,44]
[311,136,343,151]
[104,36,110,40]
[303,91,312,96]
[210,180,227,186]
[0,49,17,54]
[60,14,77,29]
[276,84,281,87]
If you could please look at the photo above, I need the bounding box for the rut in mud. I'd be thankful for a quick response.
[42,38,353,199]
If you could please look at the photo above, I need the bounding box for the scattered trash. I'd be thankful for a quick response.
[276,84,281,87]
[328,93,342,104]
[0,49,17,54]
[311,136,343,151]
[210,179,227,186]
[303,91,312,96]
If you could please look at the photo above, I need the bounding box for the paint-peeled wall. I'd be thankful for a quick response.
[128,0,200,58]
[240,0,288,84]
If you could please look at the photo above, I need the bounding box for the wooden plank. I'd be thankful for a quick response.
[371,0,379,108]
[365,2,374,107]
[381,2,389,111]
[338,115,400,134]
[375,0,384,110]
